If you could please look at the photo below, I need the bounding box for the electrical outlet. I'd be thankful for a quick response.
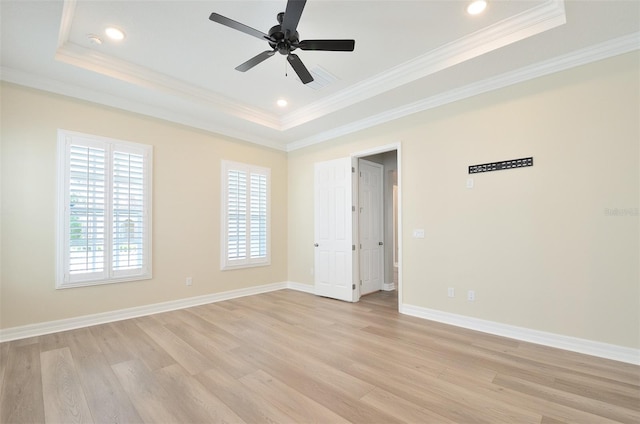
[447,287,455,298]
[467,290,475,301]
[186,277,192,286]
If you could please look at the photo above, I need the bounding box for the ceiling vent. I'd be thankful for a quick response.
[307,66,338,90]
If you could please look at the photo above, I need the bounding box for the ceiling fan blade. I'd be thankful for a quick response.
[235,50,276,72]
[209,12,270,41]
[296,39,355,51]
[287,53,313,84]
[281,0,306,35]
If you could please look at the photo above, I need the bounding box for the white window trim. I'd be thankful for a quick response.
[221,160,271,270]
[56,129,153,289]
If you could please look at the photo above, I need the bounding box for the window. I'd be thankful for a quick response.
[221,160,270,270]
[56,130,152,288]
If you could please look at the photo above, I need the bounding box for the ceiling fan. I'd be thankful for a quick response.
[209,0,355,84]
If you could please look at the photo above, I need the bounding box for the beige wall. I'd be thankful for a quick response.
[288,52,639,349]
[1,52,638,350]
[0,83,288,329]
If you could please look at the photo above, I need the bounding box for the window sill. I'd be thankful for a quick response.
[56,274,152,290]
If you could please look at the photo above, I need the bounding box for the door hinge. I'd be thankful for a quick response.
[352,284,356,290]
[352,205,355,212]
[352,167,355,173]
[352,245,356,251]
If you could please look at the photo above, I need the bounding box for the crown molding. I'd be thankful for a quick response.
[0,66,288,152]
[285,31,640,152]
[5,0,634,153]
[55,0,279,130]
[280,0,566,130]
[54,0,565,134]
[57,0,76,49]
[55,43,281,130]
[4,30,636,154]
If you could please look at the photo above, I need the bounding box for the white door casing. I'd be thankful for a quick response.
[359,159,384,295]
[314,157,354,302]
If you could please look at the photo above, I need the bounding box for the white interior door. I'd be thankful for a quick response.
[314,158,354,301]
[358,159,384,295]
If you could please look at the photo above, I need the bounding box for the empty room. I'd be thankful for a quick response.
[1,0,639,422]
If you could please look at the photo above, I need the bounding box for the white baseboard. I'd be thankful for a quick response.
[285,281,315,294]
[0,281,292,342]
[383,283,396,291]
[400,303,640,365]
[4,284,636,366]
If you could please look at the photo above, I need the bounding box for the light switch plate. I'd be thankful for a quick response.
[466,178,474,189]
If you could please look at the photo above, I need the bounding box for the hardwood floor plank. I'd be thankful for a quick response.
[0,343,45,423]
[39,331,69,353]
[0,340,9,401]
[109,318,176,371]
[164,322,258,379]
[541,416,568,424]
[88,323,137,365]
[156,363,247,423]
[438,358,625,423]
[1,290,638,423]
[135,319,214,375]
[493,373,640,423]
[40,347,94,424]
[233,346,403,424]
[61,328,102,360]
[180,309,243,350]
[239,369,352,424]
[111,359,191,423]
[353,356,543,423]
[236,333,374,400]
[553,375,640,411]
[74,353,143,424]
[195,366,299,423]
[360,386,457,424]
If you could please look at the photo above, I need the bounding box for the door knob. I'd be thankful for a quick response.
[314,243,319,247]
[378,241,383,246]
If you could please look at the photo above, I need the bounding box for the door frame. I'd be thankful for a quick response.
[351,142,402,305]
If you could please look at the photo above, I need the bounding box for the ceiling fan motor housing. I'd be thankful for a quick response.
[268,22,299,55]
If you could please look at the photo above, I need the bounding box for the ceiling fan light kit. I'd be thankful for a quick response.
[209,0,355,84]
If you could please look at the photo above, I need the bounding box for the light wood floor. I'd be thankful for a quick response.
[1,289,639,423]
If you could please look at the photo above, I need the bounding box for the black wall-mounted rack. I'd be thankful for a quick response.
[468,157,533,174]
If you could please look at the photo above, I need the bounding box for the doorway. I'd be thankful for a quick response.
[356,149,399,302]
[313,143,401,306]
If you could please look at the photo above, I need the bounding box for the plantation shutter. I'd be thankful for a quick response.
[68,144,106,278]
[250,172,267,259]
[112,151,146,274]
[222,161,270,269]
[57,130,152,288]
[227,169,247,261]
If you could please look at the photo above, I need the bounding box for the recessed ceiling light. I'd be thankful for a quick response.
[467,0,487,15]
[277,99,288,107]
[105,27,126,41]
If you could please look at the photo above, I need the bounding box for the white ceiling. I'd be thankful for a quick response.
[1,0,639,151]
